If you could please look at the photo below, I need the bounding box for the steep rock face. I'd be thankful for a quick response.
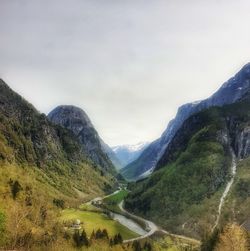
[0,79,115,196]
[122,63,250,180]
[125,98,250,238]
[0,80,81,166]
[100,140,122,170]
[48,105,116,173]
[228,118,250,160]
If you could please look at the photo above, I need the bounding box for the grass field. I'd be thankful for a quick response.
[103,189,129,213]
[60,208,139,240]
[104,190,129,204]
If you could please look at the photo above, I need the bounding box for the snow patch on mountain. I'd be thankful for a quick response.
[112,142,150,167]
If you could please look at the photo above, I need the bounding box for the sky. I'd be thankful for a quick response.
[1,0,250,146]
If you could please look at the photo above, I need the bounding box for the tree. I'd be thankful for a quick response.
[80,229,89,247]
[113,233,123,245]
[143,241,152,251]
[0,210,5,244]
[40,206,47,225]
[53,198,65,209]
[109,238,114,247]
[90,230,95,240]
[0,210,5,233]
[117,233,123,244]
[73,229,89,247]
[102,229,109,239]
[73,230,81,247]
[214,224,249,251]
[10,180,22,199]
[95,228,102,239]
[201,228,220,251]
[132,240,141,251]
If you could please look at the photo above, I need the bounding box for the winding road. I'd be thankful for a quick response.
[87,189,200,245]
[118,200,158,243]
[118,200,200,245]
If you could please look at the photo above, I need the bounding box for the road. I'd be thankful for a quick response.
[118,200,200,245]
[118,200,158,243]
[87,190,200,245]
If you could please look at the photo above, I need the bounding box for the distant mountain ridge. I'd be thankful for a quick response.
[112,142,149,168]
[122,63,250,180]
[48,105,119,173]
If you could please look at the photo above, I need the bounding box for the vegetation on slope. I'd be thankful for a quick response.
[103,189,129,213]
[220,156,250,226]
[0,80,116,249]
[201,223,250,251]
[125,99,250,239]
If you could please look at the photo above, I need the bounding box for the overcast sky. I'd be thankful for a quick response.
[1,0,250,146]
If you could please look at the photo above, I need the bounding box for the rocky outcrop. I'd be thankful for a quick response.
[48,105,117,173]
[227,117,250,160]
[122,63,250,180]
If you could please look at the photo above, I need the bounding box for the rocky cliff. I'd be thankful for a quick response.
[122,63,250,181]
[0,79,115,197]
[125,97,250,238]
[48,105,117,174]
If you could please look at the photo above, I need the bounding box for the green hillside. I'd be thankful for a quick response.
[125,98,250,239]
[0,80,116,249]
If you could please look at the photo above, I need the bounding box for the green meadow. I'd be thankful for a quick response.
[60,208,139,240]
[103,189,129,213]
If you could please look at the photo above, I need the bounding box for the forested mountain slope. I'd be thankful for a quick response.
[48,105,117,174]
[122,63,250,181]
[125,96,250,239]
[0,79,116,247]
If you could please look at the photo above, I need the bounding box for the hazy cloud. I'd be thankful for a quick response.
[1,0,250,145]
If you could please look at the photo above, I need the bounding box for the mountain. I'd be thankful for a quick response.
[0,79,117,247]
[100,140,123,170]
[112,142,149,168]
[125,95,250,239]
[48,105,119,173]
[122,63,250,181]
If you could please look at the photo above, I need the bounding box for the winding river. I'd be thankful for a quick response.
[111,212,147,236]
[88,189,200,245]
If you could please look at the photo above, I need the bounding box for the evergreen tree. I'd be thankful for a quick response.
[80,229,89,247]
[73,230,81,247]
[117,233,123,244]
[113,234,118,245]
[90,230,95,240]
[109,238,114,247]
[201,228,220,251]
[95,228,102,239]
[102,229,109,239]
[143,241,152,251]
[10,180,22,199]
[132,240,141,251]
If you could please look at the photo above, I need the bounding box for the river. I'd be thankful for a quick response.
[212,147,237,231]
[111,212,147,236]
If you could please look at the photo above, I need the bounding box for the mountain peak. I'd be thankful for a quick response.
[123,63,250,180]
[48,105,116,173]
[48,105,93,136]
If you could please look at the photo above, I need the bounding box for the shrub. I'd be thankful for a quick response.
[53,198,65,209]
[0,210,5,242]
[9,180,22,199]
